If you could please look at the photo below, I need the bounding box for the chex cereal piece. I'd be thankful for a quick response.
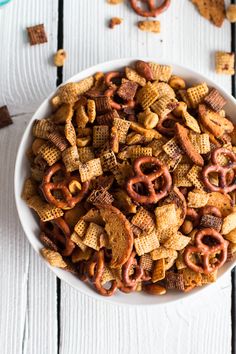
[221,212,236,234]
[191,0,225,27]
[79,158,103,182]
[38,142,61,166]
[134,229,160,256]
[201,271,218,284]
[187,82,209,108]
[70,232,88,252]
[101,266,116,285]
[138,21,161,33]
[83,222,104,251]
[155,204,179,243]
[187,189,209,208]
[0,105,12,129]
[204,88,226,112]
[94,96,111,114]
[31,166,44,182]
[200,214,222,231]
[137,82,159,110]
[48,131,68,152]
[87,187,114,206]
[151,247,177,261]
[215,51,235,75]
[131,207,155,232]
[93,125,110,148]
[27,195,63,221]
[62,146,80,172]
[129,146,152,159]
[140,253,153,272]
[74,219,88,237]
[152,259,165,283]
[100,150,117,171]
[152,82,175,99]
[148,137,168,156]
[77,146,95,163]
[182,111,201,133]
[173,163,193,187]
[65,120,76,146]
[163,138,183,159]
[117,81,138,101]
[189,132,211,154]
[130,121,162,141]
[41,248,67,268]
[165,254,178,271]
[112,162,132,186]
[158,152,182,172]
[27,24,48,45]
[96,110,119,126]
[113,118,131,143]
[33,119,54,139]
[148,63,173,82]
[21,178,38,201]
[163,232,190,251]
[151,96,178,118]
[125,67,146,87]
[165,272,184,291]
[187,165,205,189]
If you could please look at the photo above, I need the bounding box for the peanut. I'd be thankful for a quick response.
[53,49,67,67]
[138,109,159,129]
[143,284,166,295]
[169,75,186,90]
[173,101,187,117]
[181,220,193,235]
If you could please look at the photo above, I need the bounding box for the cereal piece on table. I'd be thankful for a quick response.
[109,17,123,29]
[137,82,159,110]
[226,4,236,22]
[215,51,235,75]
[54,49,67,67]
[140,253,153,272]
[27,24,48,45]
[100,150,117,171]
[204,88,226,112]
[182,111,201,133]
[152,258,165,282]
[221,212,236,234]
[187,189,209,208]
[163,231,190,251]
[191,0,225,27]
[33,119,54,139]
[125,67,146,87]
[187,82,209,108]
[151,247,177,261]
[65,120,76,146]
[162,138,183,159]
[93,125,110,148]
[41,248,67,268]
[78,158,103,182]
[117,81,138,101]
[152,82,175,99]
[21,178,38,201]
[70,232,88,252]
[0,105,12,129]
[134,229,160,256]
[189,132,211,154]
[151,96,178,118]
[87,187,114,206]
[113,118,130,143]
[131,207,156,232]
[94,96,111,114]
[48,131,68,152]
[138,21,161,33]
[173,163,193,187]
[165,271,185,291]
[77,146,95,163]
[38,142,61,166]
[62,146,80,172]
[83,222,104,251]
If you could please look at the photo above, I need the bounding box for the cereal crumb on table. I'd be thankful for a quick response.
[215,51,235,75]
[109,17,123,29]
[26,24,48,45]
[53,49,67,67]
[138,21,161,33]
[107,0,124,4]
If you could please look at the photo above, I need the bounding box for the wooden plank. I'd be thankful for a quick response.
[61,1,232,354]
[0,0,58,353]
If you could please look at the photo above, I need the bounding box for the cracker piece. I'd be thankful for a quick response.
[125,67,146,87]
[38,142,61,166]
[206,192,233,217]
[187,82,209,108]
[77,146,95,163]
[151,247,178,261]
[138,21,161,33]
[62,146,80,172]
[165,271,185,291]
[173,163,193,187]
[162,137,183,159]
[65,120,76,146]
[93,125,110,148]
[0,105,12,128]
[163,232,190,251]
[71,232,88,252]
[152,258,165,282]
[33,119,54,139]
[221,212,236,234]
[187,189,209,208]
[22,178,38,201]
[154,204,179,242]
[140,253,154,272]
[48,131,68,152]
[187,165,205,189]
[189,132,211,154]
[100,150,117,171]
[201,270,218,284]
[182,111,201,133]
[27,24,47,45]
[41,248,67,267]
[191,0,225,27]
[134,229,160,256]
[137,82,159,110]
[83,222,104,251]
[215,51,235,75]
[117,81,138,101]
[151,96,178,118]
[113,118,131,143]
[204,88,226,111]
[131,207,155,232]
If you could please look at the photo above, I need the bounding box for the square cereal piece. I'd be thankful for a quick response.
[154,204,179,242]
[33,119,55,139]
[163,232,190,251]
[165,271,184,291]
[79,158,103,182]
[187,165,205,189]
[148,63,172,82]
[48,131,68,152]
[87,186,114,206]
[148,137,168,156]
[134,229,160,256]
[83,222,104,251]
[93,125,110,148]
[96,110,119,126]
[215,51,235,75]
[200,214,222,231]
[151,96,178,118]
[187,189,209,208]
[189,132,211,154]
[187,82,209,108]
[101,266,115,285]
[137,82,159,110]
[27,24,48,45]
[77,146,95,163]
[181,268,202,290]
[100,150,117,171]
[117,81,138,101]
[140,253,153,272]
[94,96,111,114]
[38,142,61,166]
[125,67,146,87]
[138,21,161,33]
[152,258,165,283]
[131,207,156,232]
[41,248,67,268]
[151,247,177,260]
[182,111,201,133]
[21,178,38,201]
[173,163,193,187]
[129,146,152,159]
[113,118,131,143]
[0,105,12,129]
[71,232,88,252]
[62,146,80,172]
[162,138,183,159]
[204,88,226,112]
[74,219,88,237]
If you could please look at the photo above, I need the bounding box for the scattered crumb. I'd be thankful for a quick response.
[26,24,48,45]
[107,0,124,4]
[138,21,161,33]
[109,17,123,29]
[53,49,67,67]
[226,4,236,23]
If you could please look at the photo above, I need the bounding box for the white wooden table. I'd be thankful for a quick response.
[0,1,235,353]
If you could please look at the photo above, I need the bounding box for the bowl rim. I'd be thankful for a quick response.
[14,57,236,306]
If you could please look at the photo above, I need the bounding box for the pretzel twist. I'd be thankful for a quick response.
[156,113,179,136]
[129,0,171,18]
[122,251,143,287]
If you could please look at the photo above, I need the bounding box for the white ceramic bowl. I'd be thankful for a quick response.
[14,58,236,306]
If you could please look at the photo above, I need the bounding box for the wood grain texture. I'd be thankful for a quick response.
[62,1,232,354]
[0,1,58,353]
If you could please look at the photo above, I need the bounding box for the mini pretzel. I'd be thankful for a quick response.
[104,71,123,87]
[199,206,222,219]
[122,251,143,287]
[186,207,200,227]
[104,87,135,110]
[126,156,172,204]
[156,113,178,136]
[184,228,228,274]
[40,218,75,256]
[41,163,90,209]
[129,0,171,18]
[202,148,236,193]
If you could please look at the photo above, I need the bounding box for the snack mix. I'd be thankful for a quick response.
[22,60,236,296]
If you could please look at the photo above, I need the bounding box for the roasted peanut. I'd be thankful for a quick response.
[173,101,187,117]
[54,49,67,67]
[181,220,193,235]
[69,180,82,194]
[138,109,159,129]
[169,75,186,90]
